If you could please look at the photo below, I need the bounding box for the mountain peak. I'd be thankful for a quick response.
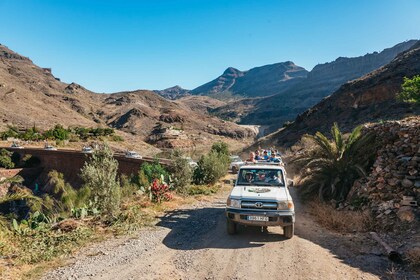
[154,85,190,100]
[191,61,307,97]
[223,67,242,75]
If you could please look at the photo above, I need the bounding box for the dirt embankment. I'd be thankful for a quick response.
[41,182,416,280]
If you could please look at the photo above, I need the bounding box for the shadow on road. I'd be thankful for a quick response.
[156,207,287,250]
[155,190,415,279]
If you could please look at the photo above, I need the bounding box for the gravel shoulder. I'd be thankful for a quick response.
[42,183,410,280]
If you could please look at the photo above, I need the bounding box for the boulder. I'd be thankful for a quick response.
[397,206,415,222]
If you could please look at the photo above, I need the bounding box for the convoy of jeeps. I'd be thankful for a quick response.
[226,150,295,238]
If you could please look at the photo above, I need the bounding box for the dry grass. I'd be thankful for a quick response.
[406,247,420,272]
[308,201,374,233]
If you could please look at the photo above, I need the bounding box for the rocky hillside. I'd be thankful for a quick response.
[0,44,101,130]
[349,117,419,226]
[251,41,420,149]
[213,40,418,132]
[346,117,419,262]
[191,61,308,98]
[0,44,256,153]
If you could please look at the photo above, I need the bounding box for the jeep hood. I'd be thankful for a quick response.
[230,186,289,201]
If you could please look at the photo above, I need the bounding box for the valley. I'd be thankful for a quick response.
[0,30,419,280]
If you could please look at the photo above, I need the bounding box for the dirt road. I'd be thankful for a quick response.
[43,187,402,280]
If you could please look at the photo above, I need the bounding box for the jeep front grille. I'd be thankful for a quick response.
[241,201,278,210]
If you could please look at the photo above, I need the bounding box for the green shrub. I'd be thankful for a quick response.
[170,150,192,194]
[193,151,229,185]
[397,75,420,104]
[139,161,169,185]
[0,149,14,169]
[211,141,229,155]
[44,124,69,140]
[80,145,120,218]
[48,170,90,214]
[120,174,140,200]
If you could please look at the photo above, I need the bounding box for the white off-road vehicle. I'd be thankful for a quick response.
[229,155,245,174]
[225,162,295,238]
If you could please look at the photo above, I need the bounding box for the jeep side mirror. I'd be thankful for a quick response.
[232,179,236,186]
[287,179,294,188]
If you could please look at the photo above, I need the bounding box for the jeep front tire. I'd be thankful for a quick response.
[283,224,294,239]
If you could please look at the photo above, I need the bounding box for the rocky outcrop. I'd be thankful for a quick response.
[0,44,31,61]
[64,82,85,94]
[191,62,308,98]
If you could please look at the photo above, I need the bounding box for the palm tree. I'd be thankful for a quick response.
[293,123,376,201]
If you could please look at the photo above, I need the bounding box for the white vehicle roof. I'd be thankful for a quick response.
[240,163,285,170]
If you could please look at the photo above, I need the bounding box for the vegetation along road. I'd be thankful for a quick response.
[42,180,395,280]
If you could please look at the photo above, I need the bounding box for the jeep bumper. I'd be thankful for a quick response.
[226,208,295,227]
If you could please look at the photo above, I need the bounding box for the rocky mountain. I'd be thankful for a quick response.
[154,85,190,100]
[251,41,420,149]
[191,61,309,98]
[0,44,256,154]
[212,40,418,132]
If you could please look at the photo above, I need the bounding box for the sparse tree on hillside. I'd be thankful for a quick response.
[397,75,420,104]
[293,123,376,201]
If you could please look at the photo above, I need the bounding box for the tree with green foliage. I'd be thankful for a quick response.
[210,141,230,155]
[80,145,120,218]
[292,123,376,201]
[0,125,19,140]
[397,75,420,104]
[193,141,230,185]
[44,124,69,140]
[170,150,193,194]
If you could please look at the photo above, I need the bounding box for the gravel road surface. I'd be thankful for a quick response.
[42,185,408,280]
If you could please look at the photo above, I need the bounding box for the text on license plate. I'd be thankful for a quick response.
[247,216,269,221]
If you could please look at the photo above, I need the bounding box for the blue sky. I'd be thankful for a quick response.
[0,0,419,93]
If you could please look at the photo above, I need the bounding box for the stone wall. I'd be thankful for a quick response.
[349,116,419,226]
[3,148,171,188]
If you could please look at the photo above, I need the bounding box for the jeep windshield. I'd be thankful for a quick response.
[237,168,285,187]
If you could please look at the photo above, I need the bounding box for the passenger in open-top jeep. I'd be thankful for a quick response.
[226,162,295,238]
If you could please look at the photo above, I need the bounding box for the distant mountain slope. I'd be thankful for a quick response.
[0,44,101,130]
[0,44,256,153]
[154,85,190,100]
[251,41,420,149]
[213,40,418,132]
[191,61,308,98]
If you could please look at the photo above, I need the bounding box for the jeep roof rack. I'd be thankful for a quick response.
[244,161,284,166]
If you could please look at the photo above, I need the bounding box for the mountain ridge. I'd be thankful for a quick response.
[250,40,420,149]
[211,39,419,132]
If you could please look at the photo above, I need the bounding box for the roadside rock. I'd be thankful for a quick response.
[397,206,415,222]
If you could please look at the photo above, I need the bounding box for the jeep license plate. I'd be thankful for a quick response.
[247,216,269,222]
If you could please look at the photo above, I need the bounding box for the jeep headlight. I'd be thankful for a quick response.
[278,201,294,210]
[227,198,241,208]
